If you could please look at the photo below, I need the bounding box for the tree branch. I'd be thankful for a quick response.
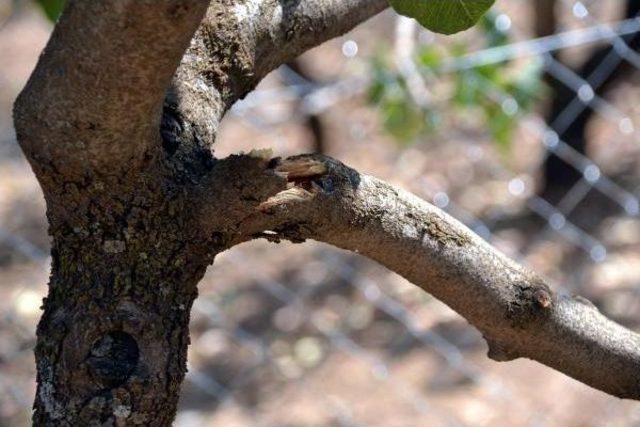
[163,0,389,153]
[14,0,210,181]
[194,153,640,400]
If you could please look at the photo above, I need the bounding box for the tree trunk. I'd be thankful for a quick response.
[30,165,221,424]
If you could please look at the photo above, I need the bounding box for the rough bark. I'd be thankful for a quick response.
[28,170,217,425]
[12,0,640,425]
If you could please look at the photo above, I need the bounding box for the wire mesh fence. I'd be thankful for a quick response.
[2,1,640,426]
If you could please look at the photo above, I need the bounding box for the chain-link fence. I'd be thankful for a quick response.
[2,1,640,426]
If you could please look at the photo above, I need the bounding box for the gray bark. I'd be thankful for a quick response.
[11,0,640,425]
[222,155,640,400]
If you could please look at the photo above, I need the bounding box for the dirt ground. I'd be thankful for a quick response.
[1,1,640,426]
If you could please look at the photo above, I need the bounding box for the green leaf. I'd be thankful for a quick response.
[388,0,496,35]
[486,105,515,153]
[36,0,65,22]
[382,99,428,143]
[416,45,444,69]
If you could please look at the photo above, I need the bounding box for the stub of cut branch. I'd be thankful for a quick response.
[203,154,640,400]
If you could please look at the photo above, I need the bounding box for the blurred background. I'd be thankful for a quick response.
[2,0,640,425]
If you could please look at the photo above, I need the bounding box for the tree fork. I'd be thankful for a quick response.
[12,0,640,425]
[27,163,227,424]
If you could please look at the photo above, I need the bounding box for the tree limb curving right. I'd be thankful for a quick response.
[195,154,640,400]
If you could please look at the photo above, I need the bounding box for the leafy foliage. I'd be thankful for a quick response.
[368,57,438,142]
[35,0,64,22]
[388,0,495,35]
[368,13,545,150]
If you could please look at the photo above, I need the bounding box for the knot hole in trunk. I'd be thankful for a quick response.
[87,331,140,388]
